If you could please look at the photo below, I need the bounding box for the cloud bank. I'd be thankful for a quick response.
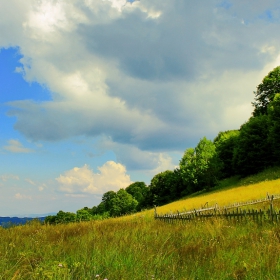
[1,0,280,170]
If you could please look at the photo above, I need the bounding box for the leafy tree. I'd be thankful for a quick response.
[268,93,280,164]
[214,130,239,178]
[109,189,138,217]
[88,206,98,215]
[180,137,221,192]
[55,210,76,224]
[179,147,196,193]
[101,191,116,212]
[139,187,154,209]
[76,209,92,221]
[172,168,189,198]
[233,115,272,176]
[125,182,148,210]
[149,170,181,206]
[252,66,280,116]
[44,215,56,224]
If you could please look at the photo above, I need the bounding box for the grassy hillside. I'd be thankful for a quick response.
[142,166,280,218]
[157,177,280,216]
[1,168,280,279]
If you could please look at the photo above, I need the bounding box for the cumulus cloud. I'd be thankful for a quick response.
[56,161,132,194]
[1,0,280,162]
[3,139,34,153]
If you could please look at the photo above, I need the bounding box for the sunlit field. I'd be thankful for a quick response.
[157,178,280,215]
[1,217,280,279]
[1,169,280,279]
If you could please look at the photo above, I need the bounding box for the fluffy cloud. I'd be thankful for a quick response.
[56,161,132,194]
[2,0,280,161]
[3,139,34,153]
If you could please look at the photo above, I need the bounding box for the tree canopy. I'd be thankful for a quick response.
[268,93,280,164]
[233,115,272,176]
[180,137,221,192]
[109,189,138,217]
[252,66,280,116]
[149,170,183,206]
[214,130,239,178]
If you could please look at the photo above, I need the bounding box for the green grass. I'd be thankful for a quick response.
[2,167,280,279]
[1,218,280,279]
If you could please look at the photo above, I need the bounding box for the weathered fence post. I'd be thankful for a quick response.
[270,195,274,222]
[243,209,246,222]
[154,205,157,219]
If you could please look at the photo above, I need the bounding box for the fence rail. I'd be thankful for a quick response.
[154,193,280,223]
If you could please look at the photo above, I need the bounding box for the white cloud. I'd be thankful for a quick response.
[25,178,36,185]
[1,0,280,170]
[0,174,20,182]
[56,161,132,194]
[3,139,34,153]
[148,154,176,177]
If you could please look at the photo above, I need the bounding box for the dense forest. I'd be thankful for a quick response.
[45,66,280,224]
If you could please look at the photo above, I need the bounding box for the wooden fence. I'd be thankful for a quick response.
[154,193,280,224]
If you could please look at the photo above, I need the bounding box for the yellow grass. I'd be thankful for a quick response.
[156,178,280,214]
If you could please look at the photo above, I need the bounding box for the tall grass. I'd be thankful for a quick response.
[1,217,280,279]
[2,168,280,279]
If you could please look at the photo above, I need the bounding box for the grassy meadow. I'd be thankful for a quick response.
[1,168,280,280]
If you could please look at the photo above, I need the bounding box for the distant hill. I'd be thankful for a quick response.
[0,216,45,227]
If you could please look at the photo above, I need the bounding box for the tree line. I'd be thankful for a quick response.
[45,66,280,224]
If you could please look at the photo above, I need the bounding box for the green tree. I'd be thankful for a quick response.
[268,93,280,164]
[44,215,56,224]
[76,209,92,221]
[214,130,239,178]
[54,210,76,224]
[125,182,148,210]
[233,115,272,176]
[180,137,221,192]
[109,189,138,217]
[252,66,280,116]
[149,170,182,206]
[101,191,116,212]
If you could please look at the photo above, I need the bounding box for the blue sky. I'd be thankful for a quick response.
[0,0,280,217]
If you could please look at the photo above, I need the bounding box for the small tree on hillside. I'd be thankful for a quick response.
[109,189,138,217]
[180,137,221,192]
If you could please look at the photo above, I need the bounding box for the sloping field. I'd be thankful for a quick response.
[157,178,280,215]
[1,170,280,279]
